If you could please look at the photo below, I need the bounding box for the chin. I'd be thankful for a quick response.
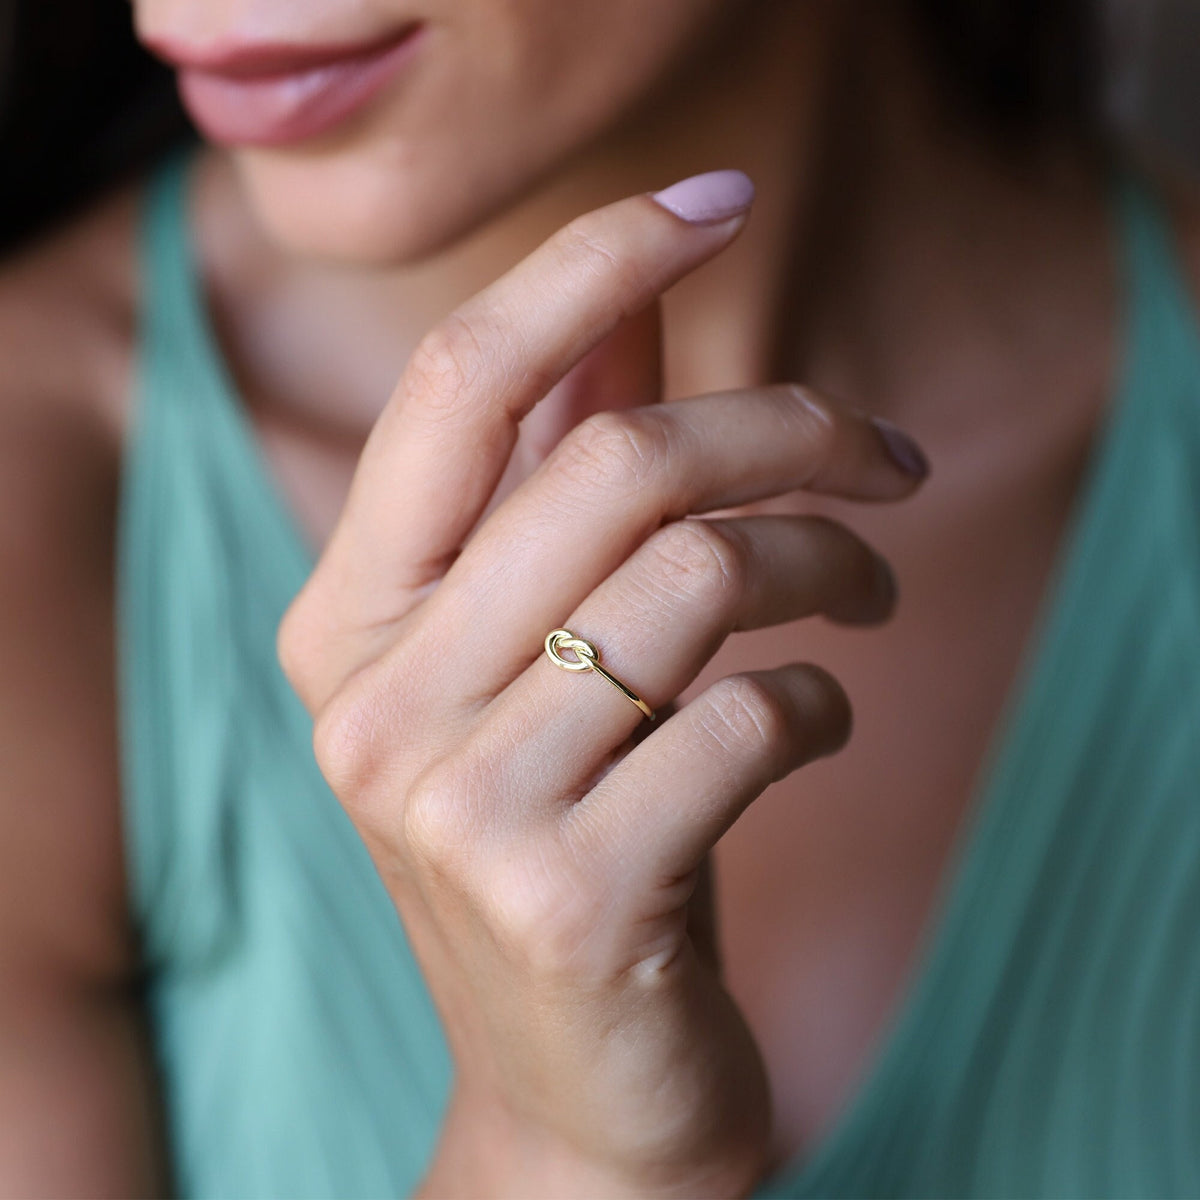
[224,140,527,266]
[155,1,743,266]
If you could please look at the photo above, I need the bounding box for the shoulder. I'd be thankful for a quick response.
[0,172,145,447]
[0,171,149,984]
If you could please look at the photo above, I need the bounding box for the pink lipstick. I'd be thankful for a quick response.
[147,24,425,147]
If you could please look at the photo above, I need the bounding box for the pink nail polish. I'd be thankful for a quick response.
[650,169,755,225]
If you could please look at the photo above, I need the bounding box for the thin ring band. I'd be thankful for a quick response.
[543,628,656,722]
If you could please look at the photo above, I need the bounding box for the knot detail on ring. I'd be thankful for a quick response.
[543,628,655,721]
[544,629,599,671]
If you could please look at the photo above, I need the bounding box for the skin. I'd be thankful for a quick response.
[2,0,1199,1193]
[279,196,928,1195]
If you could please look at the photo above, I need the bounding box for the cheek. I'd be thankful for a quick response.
[228,0,735,264]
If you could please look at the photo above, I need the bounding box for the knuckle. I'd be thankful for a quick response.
[275,577,349,712]
[643,518,747,610]
[404,314,488,414]
[556,216,641,294]
[312,688,382,797]
[705,671,795,756]
[702,664,853,777]
[778,383,839,480]
[276,594,319,699]
[309,658,416,801]
[401,764,477,875]
[555,408,672,492]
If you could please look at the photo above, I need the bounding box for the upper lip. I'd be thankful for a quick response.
[141,24,421,79]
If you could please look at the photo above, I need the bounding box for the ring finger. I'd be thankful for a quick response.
[459,511,891,824]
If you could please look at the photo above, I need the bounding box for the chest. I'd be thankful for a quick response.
[693,444,1092,1172]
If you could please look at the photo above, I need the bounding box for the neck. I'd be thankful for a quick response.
[789,8,1114,431]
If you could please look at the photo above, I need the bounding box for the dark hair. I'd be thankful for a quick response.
[910,0,1100,141]
[0,0,1099,258]
[0,0,194,258]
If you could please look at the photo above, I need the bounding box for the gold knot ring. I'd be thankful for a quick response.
[543,628,656,722]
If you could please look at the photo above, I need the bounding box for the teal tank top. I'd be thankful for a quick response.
[117,144,1200,1198]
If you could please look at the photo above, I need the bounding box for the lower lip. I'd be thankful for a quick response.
[176,26,425,147]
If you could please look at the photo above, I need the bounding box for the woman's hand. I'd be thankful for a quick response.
[277,177,928,1199]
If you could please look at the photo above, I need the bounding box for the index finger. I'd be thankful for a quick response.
[316,170,756,630]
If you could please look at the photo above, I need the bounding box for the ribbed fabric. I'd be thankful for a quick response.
[116,144,1200,1199]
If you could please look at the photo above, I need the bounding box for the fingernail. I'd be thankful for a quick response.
[650,169,755,225]
[871,416,929,479]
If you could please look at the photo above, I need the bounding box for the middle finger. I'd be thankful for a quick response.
[423,382,926,700]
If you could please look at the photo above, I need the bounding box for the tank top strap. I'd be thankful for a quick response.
[119,142,318,973]
[134,141,316,569]
[139,145,195,355]
[135,142,230,423]
[119,145,452,1195]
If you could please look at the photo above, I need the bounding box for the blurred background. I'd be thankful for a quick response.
[0,0,1198,258]
[1108,0,1200,167]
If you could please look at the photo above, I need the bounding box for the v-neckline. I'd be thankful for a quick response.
[159,144,1153,1196]
[159,146,323,589]
[757,183,1151,1193]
